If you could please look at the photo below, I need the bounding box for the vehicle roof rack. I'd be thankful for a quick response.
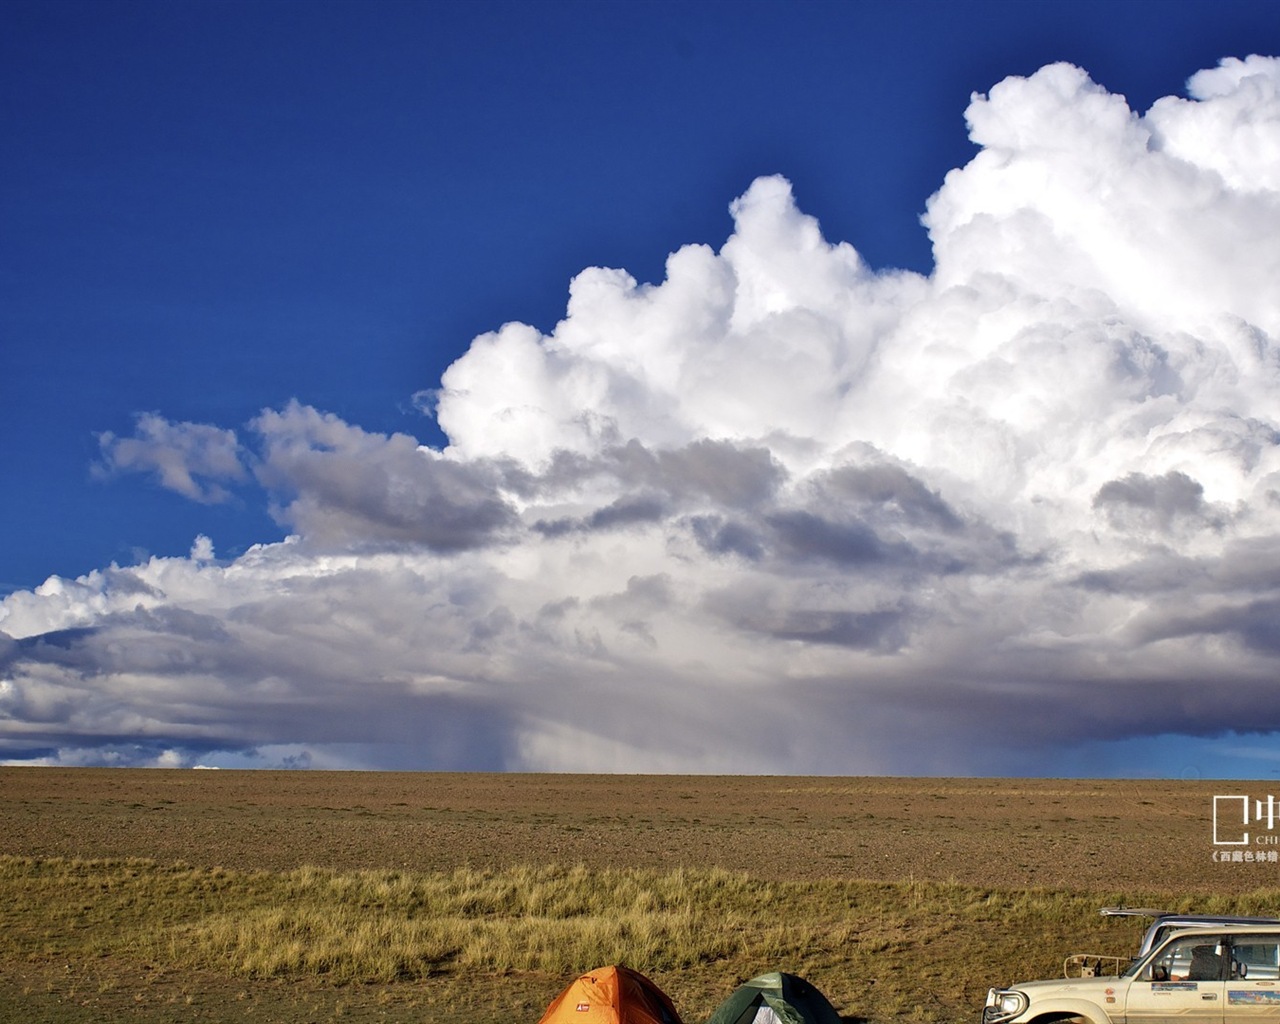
[1099,907,1170,917]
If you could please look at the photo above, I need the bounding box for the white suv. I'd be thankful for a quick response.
[984,924,1280,1024]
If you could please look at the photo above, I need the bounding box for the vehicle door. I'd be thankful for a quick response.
[1124,933,1227,1024]
[1226,934,1280,1022]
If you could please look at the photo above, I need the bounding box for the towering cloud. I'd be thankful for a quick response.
[4,57,1280,774]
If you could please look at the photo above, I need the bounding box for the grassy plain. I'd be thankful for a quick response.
[1,770,1276,1023]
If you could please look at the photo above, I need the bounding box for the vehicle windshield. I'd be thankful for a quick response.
[1121,943,1166,979]
[1125,935,1229,982]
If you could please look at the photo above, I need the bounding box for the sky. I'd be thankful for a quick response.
[3,0,1280,776]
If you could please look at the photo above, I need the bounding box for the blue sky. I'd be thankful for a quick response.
[3,0,1280,776]
[6,0,1273,588]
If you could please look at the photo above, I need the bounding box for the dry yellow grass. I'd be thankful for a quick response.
[1,769,1275,1024]
[0,855,1139,1018]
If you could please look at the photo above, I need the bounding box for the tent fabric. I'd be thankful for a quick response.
[705,972,842,1024]
[537,964,684,1024]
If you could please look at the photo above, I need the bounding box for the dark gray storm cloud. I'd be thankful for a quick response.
[253,402,517,551]
[1093,469,1218,531]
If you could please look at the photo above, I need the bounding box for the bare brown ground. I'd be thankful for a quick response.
[0,768,1269,892]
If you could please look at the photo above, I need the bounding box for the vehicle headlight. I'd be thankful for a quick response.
[983,989,1028,1023]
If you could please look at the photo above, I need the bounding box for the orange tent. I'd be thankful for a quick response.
[536,965,684,1024]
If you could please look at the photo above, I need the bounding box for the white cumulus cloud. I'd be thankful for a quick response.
[4,57,1280,775]
[95,413,248,504]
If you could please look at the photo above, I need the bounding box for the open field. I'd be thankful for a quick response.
[2,769,1278,1023]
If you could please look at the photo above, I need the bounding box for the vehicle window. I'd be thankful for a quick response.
[1145,925,1172,953]
[1145,936,1226,982]
[1231,938,1280,980]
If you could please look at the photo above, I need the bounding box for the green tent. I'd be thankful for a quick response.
[705,972,843,1024]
